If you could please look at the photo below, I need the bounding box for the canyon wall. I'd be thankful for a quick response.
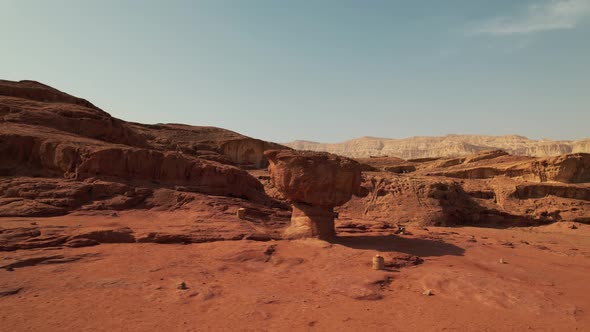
[285,135,590,159]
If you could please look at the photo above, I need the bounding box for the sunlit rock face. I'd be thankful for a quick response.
[264,150,361,239]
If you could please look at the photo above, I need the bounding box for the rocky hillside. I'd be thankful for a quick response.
[285,135,590,159]
[0,79,288,217]
[336,151,590,227]
[0,79,588,232]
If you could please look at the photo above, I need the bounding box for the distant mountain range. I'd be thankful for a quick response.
[284,135,590,159]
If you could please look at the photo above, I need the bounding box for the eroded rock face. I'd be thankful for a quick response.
[0,80,285,217]
[264,150,361,239]
[221,138,286,168]
[337,149,590,227]
[533,153,590,183]
[428,152,590,184]
[0,79,101,110]
[0,80,290,172]
[0,130,264,200]
[288,202,338,239]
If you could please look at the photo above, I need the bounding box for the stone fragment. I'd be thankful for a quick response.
[372,255,385,270]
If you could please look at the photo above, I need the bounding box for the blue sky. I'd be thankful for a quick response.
[1,0,589,142]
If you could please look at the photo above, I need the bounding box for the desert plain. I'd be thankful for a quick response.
[1,80,589,331]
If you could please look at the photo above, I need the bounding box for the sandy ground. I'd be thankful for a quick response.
[1,214,589,331]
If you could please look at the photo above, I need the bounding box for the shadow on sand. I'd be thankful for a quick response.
[332,235,465,257]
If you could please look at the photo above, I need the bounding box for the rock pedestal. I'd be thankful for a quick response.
[285,203,336,239]
[264,150,361,239]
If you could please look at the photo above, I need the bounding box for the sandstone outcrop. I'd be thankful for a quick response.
[264,150,361,239]
[0,80,286,216]
[0,125,264,200]
[0,177,152,217]
[1,81,147,148]
[0,80,289,171]
[335,150,590,227]
[532,153,590,183]
[130,123,287,168]
[0,79,100,110]
[429,153,590,184]
[221,138,285,168]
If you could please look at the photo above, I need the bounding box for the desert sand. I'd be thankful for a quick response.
[1,211,588,331]
[1,80,589,331]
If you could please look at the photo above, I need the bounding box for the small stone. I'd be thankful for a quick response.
[111,212,119,217]
[423,289,433,296]
[178,282,188,290]
[372,255,385,270]
[499,258,507,264]
[0,287,22,297]
[30,222,38,225]
[5,267,14,272]
[236,208,246,220]
[569,224,578,230]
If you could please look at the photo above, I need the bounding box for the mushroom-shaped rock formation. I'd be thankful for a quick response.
[264,150,362,239]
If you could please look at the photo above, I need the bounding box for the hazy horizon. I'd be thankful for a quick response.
[284,133,590,144]
[2,0,589,143]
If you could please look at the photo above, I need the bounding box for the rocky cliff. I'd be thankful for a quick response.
[285,135,590,159]
[336,151,590,227]
[0,80,287,217]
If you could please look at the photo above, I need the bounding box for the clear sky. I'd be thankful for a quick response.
[2,0,589,143]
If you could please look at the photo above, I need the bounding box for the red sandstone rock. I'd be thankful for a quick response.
[264,150,362,207]
[336,150,590,227]
[533,153,590,183]
[0,80,288,216]
[0,80,101,110]
[264,150,361,239]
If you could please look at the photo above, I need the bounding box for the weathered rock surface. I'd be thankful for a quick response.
[335,150,590,227]
[429,153,590,184]
[0,80,288,216]
[0,205,290,251]
[264,150,361,238]
[0,80,98,109]
[264,150,362,206]
[129,123,286,168]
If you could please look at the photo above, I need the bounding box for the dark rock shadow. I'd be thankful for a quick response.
[431,181,555,228]
[332,235,465,257]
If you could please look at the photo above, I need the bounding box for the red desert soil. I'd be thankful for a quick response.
[1,80,589,331]
[1,211,589,331]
